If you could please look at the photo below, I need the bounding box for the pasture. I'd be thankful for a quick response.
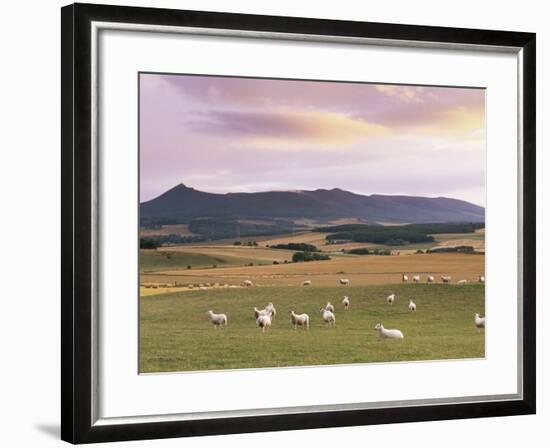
[140,283,485,373]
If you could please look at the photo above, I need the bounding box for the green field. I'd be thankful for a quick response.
[140,249,267,271]
[140,284,485,373]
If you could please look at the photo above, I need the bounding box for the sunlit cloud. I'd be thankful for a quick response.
[187,108,390,149]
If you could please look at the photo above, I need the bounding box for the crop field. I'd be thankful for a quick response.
[140,251,484,287]
[140,284,485,373]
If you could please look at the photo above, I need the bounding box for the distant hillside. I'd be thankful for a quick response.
[140,184,485,226]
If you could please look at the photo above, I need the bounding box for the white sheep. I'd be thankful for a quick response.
[339,278,350,285]
[244,279,253,287]
[254,306,272,319]
[412,275,420,283]
[426,275,435,283]
[479,276,485,283]
[303,280,312,286]
[457,279,468,285]
[256,314,272,333]
[325,301,335,313]
[408,299,416,312]
[474,313,485,329]
[320,307,336,327]
[441,275,452,283]
[374,323,404,339]
[402,273,408,283]
[207,310,227,328]
[387,293,395,305]
[290,311,309,330]
[342,296,350,310]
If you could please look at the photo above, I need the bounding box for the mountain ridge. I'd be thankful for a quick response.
[140,183,485,225]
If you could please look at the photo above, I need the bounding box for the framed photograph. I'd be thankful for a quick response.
[61,3,536,444]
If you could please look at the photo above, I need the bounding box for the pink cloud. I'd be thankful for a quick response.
[139,73,486,206]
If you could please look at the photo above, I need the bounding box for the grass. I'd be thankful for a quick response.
[140,283,485,373]
[140,249,269,271]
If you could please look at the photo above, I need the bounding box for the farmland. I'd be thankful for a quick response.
[140,284,485,373]
[139,228,485,373]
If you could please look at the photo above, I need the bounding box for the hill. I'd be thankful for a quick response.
[140,184,484,227]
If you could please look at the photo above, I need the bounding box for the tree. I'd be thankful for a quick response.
[140,238,160,249]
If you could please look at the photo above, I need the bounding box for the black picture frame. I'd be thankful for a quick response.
[61,2,536,444]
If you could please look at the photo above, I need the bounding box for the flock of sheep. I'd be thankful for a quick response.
[206,274,486,338]
[402,273,485,284]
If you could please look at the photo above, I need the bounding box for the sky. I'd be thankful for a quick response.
[139,73,486,206]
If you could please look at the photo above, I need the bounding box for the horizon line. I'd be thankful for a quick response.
[140,182,485,208]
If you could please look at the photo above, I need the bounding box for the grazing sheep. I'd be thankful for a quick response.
[207,310,228,328]
[374,323,404,339]
[402,273,409,283]
[387,293,395,305]
[412,275,420,283]
[325,302,335,313]
[479,276,485,283]
[342,296,350,310]
[408,299,416,312]
[303,280,312,286]
[474,313,486,329]
[457,279,468,285]
[427,275,435,283]
[244,279,253,287]
[441,275,452,283]
[320,307,336,327]
[256,314,272,333]
[339,278,350,285]
[290,311,310,330]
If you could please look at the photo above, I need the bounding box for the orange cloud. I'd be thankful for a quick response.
[245,108,390,149]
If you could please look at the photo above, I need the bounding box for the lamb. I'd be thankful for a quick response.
[402,273,408,283]
[303,280,312,286]
[408,299,416,312]
[457,279,468,285]
[474,313,485,329]
[374,323,404,339]
[479,276,485,283]
[256,314,272,333]
[290,311,310,330]
[441,275,452,283]
[244,279,253,287]
[412,275,420,283]
[339,278,350,285]
[207,310,228,328]
[387,293,395,305]
[320,307,336,327]
[325,301,335,313]
[342,296,350,310]
[426,275,435,283]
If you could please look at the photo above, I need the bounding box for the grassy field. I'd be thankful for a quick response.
[140,249,276,272]
[140,224,197,237]
[140,283,485,373]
